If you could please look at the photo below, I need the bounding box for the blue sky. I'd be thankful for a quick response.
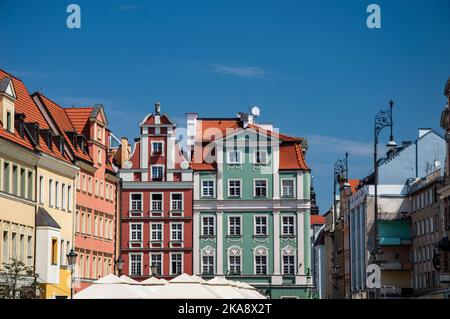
[1,0,449,212]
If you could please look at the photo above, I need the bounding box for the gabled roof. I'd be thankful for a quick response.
[140,113,176,126]
[64,107,94,135]
[33,93,93,164]
[0,77,16,99]
[36,207,61,229]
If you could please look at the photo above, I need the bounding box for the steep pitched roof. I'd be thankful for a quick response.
[310,214,325,225]
[64,107,94,135]
[36,207,61,229]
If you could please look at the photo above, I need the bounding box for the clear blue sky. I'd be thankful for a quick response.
[1,0,449,212]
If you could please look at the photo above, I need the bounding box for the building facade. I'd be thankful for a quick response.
[33,94,119,294]
[188,109,313,298]
[118,102,193,280]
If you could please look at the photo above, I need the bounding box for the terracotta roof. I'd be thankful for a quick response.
[34,93,93,163]
[197,119,240,142]
[348,179,360,193]
[311,215,325,225]
[64,107,93,135]
[279,143,309,170]
[0,69,71,163]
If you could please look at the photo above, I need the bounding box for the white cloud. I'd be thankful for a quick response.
[307,135,373,156]
[203,63,266,79]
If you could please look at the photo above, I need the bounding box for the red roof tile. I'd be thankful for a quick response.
[64,107,93,135]
[348,179,360,193]
[311,215,325,225]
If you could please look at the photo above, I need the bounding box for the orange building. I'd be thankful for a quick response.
[33,94,119,293]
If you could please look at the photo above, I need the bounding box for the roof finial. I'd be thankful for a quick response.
[155,101,161,115]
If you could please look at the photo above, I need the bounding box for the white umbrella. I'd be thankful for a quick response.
[74,274,148,299]
[206,277,248,299]
[234,281,267,299]
[149,273,222,299]
[139,276,166,294]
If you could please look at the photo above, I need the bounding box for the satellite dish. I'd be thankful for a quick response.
[251,106,261,117]
[180,161,189,169]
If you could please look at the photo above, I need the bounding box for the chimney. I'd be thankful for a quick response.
[120,137,129,167]
[155,101,161,115]
[186,113,198,153]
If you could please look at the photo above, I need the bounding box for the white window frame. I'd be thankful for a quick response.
[129,222,143,242]
[227,179,242,198]
[150,253,163,276]
[201,247,215,275]
[39,175,44,204]
[228,215,242,236]
[201,216,215,236]
[227,150,242,165]
[150,223,163,242]
[151,141,165,156]
[254,215,268,236]
[253,150,268,165]
[227,246,242,275]
[253,178,268,197]
[254,246,268,275]
[129,252,143,276]
[150,192,164,212]
[281,178,295,197]
[201,179,215,198]
[282,215,296,236]
[170,222,183,242]
[150,165,164,180]
[169,252,183,275]
[130,192,143,211]
[282,247,296,275]
[170,192,184,211]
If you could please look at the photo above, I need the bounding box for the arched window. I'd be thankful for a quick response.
[254,246,268,275]
[201,246,215,275]
[282,246,296,275]
[228,246,241,275]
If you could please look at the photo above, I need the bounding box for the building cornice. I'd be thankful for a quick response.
[122,181,194,189]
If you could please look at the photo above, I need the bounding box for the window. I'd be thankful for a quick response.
[170,253,182,275]
[201,180,215,197]
[254,216,267,236]
[87,212,91,235]
[171,193,183,211]
[97,149,102,164]
[283,250,295,275]
[254,150,267,164]
[151,166,164,180]
[48,179,53,206]
[94,216,98,236]
[51,238,58,265]
[202,216,215,236]
[3,162,10,193]
[152,142,163,155]
[39,176,44,204]
[27,236,33,266]
[151,193,163,211]
[12,165,18,196]
[88,177,92,194]
[254,179,267,197]
[255,248,267,275]
[97,127,102,141]
[76,173,80,190]
[130,223,142,241]
[151,223,163,241]
[99,217,103,238]
[81,212,86,234]
[202,250,214,275]
[227,151,241,164]
[228,180,241,197]
[105,184,109,200]
[282,216,295,235]
[6,111,12,132]
[68,186,72,211]
[55,181,60,208]
[82,174,86,192]
[62,184,66,210]
[228,248,241,275]
[95,179,99,196]
[171,223,183,241]
[19,235,25,262]
[20,168,26,197]
[100,182,104,198]
[11,233,16,259]
[2,231,8,263]
[150,254,162,276]
[130,193,142,211]
[130,253,142,276]
[59,239,65,265]
[282,179,294,197]
[229,216,241,236]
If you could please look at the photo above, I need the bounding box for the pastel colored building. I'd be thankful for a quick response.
[33,94,119,294]
[0,69,78,298]
[187,109,313,298]
[117,102,193,279]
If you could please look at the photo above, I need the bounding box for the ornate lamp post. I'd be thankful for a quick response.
[66,249,78,300]
[372,100,396,299]
[115,256,124,276]
[332,152,349,298]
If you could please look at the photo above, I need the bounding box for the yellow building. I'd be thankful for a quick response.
[0,69,78,298]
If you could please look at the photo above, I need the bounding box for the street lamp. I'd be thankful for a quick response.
[332,152,349,299]
[66,249,78,300]
[115,256,124,276]
[373,99,396,299]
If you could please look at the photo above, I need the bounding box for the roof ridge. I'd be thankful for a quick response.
[0,68,24,83]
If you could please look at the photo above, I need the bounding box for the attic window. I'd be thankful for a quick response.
[6,111,12,132]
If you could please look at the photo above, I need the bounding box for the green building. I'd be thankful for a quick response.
[187,109,313,298]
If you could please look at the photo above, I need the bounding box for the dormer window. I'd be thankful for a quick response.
[0,77,17,134]
[6,111,12,132]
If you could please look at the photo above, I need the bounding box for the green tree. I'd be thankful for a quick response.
[0,259,43,299]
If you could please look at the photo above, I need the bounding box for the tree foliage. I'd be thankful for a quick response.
[0,259,43,299]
